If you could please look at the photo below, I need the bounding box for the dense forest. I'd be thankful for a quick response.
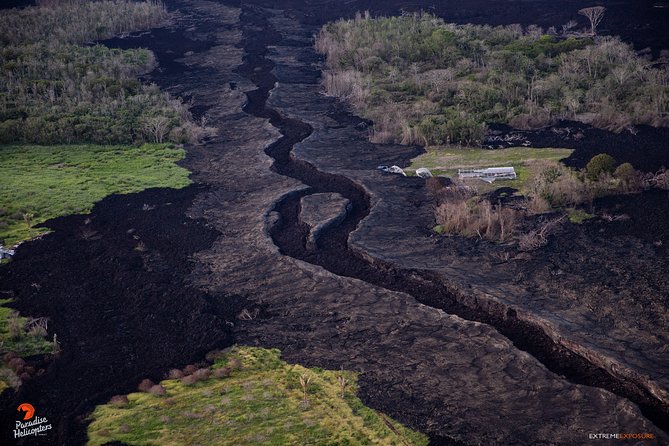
[0,0,203,145]
[316,12,669,146]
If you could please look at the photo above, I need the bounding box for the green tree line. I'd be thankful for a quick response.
[316,12,669,146]
[0,0,203,145]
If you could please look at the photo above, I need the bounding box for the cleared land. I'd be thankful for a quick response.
[87,346,428,446]
[409,146,574,192]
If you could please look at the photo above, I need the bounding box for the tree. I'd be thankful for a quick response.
[579,6,606,36]
[586,153,616,179]
[561,20,578,35]
[141,116,170,143]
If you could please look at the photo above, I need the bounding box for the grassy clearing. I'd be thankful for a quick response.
[0,298,54,392]
[0,299,52,357]
[0,143,191,246]
[409,146,573,192]
[87,346,428,446]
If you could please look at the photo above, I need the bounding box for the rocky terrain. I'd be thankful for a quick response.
[0,1,667,445]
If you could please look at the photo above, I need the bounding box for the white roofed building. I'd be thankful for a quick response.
[458,167,517,183]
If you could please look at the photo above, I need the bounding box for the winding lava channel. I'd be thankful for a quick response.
[233,4,669,435]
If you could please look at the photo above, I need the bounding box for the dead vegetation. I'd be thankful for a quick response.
[518,217,565,251]
[435,197,519,242]
[428,153,667,250]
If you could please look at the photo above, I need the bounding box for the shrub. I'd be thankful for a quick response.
[7,311,24,340]
[614,162,642,192]
[228,358,243,371]
[182,364,197,375]
[435,196,518,241]
[518,217,564,251]
[0,368,21,390]
[205,350,225,363]
[529,162,592,207]
[586,153,616,180]
[148,385,167,396]
[526,195,552,214]
[614,162,635,180]
[109,395,130,406]
[180,374,199,386]
[8,357,26,373]
[213,367,232,379]
[166,369,184,380]
[425,176,445,197]
[138,378,155,392]
[192,368,211,381]
[567,208,594,224]
[649,168,669,190]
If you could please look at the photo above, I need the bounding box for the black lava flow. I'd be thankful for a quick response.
[234,5,669,435]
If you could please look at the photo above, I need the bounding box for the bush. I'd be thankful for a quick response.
[8,357,26,373]
[180,374,199,386]
[586,153,616,180]
[138,378,155,392]
[109,395,129,406]
[435,194,518,241]
[518,217,564,251]
[614,162,642,192]
[182,364,197,375]
[205,350,225,363]
[180,368,211,386]
[614,162,635,180]
[148,384,167,396]
[166,369,184,380]
[425,176,446,197]
[192,368,211,381]
[213,367,232,379]
[528,162,591,208]
[7,311,24,340]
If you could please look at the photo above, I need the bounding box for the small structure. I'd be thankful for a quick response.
[458,167,517,183]
[415,168,433,179]
[377,165,407,176]
[0,246,15,260]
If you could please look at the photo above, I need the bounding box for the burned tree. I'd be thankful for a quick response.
[579,6,606,36]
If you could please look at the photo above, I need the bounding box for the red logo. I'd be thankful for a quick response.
[17,403,35,421]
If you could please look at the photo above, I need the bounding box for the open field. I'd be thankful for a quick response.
[409,146,574,192]
[0,298,54,392]
[0,143,191,246]
[87,346,428,446]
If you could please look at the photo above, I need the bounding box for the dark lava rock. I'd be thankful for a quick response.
[299,193,350,250]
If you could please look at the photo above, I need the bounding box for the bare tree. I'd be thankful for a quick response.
[142,116,170,143]
[561,20,578,35]
[579,6,606,36]
[299,374,311,402]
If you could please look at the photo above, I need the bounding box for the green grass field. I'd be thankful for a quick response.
[0,298,54,392]
[409,146,574,193]
[0,143,191,246]
[87,346,429,446]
